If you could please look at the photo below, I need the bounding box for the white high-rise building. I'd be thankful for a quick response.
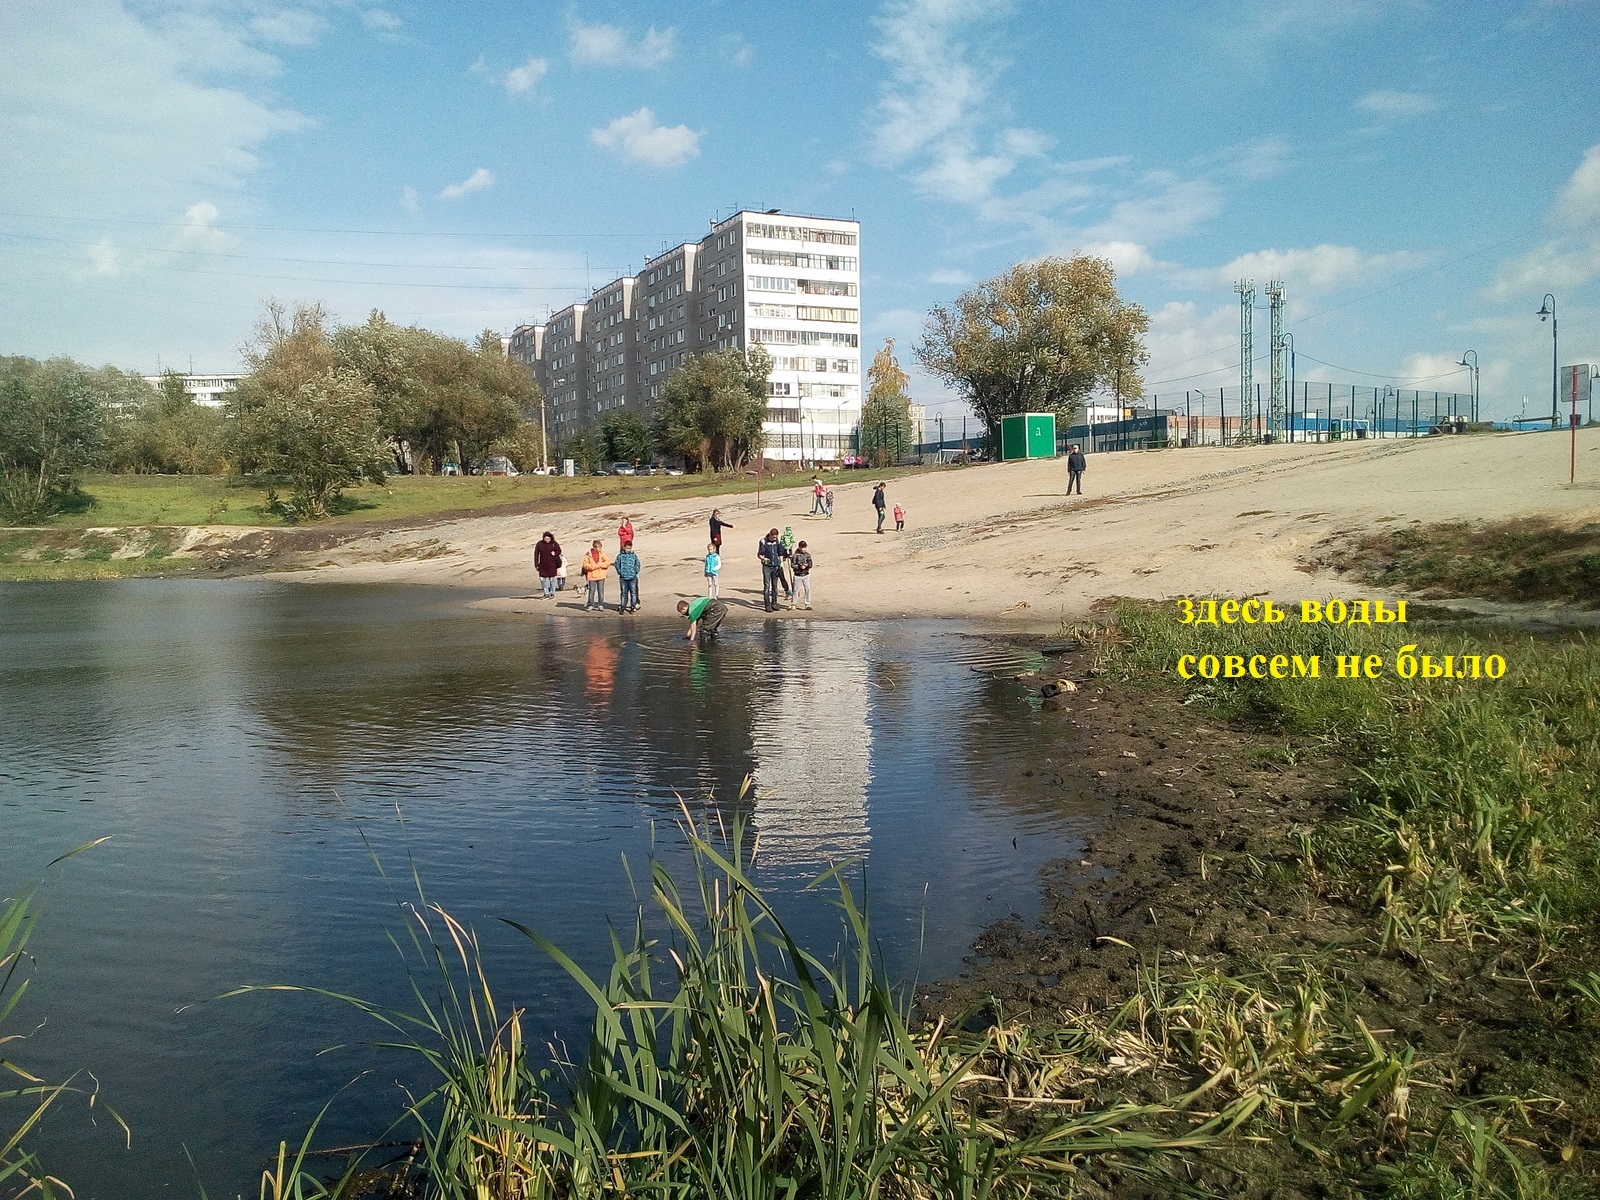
[510,209,863,462]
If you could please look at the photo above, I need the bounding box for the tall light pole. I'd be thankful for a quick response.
[1283,332,1295,442]
[1382,385,1396,440]
[1456,350,1479,425]
[1537,295,1558,429]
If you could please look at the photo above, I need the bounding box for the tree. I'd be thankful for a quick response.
[332,318,534,474]
[651,347,771,472]
[107,369,227,474]
[0,357,107,523]
[497,420,548,473]
[915,256,1148,441]
[227,302,389,518]
[860,339,916,466]
[555,431,602,474]
[599,410,655,465]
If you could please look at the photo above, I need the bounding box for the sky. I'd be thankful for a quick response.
[2,0,1597,423]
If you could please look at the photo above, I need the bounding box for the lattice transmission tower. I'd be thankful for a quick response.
[1234,278,1256,444]
[1266,279,1286,443]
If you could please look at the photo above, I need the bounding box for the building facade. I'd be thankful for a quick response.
[508,210,862,463]
[138,372,245,407]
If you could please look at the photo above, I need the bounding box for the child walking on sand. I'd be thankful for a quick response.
[893,502,906,531]
[703,543,721,597]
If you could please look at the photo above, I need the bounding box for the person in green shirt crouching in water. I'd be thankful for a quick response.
[677,595,728,643]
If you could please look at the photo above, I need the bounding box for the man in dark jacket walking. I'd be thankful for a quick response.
[871,482,887,533]
[1066,446,1086,495]
[756,528,788,611]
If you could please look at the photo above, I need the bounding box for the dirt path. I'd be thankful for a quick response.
[252,428,1600,630]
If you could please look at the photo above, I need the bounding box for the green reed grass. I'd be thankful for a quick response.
[240,795,1221,1199]
[1,839,120,1200]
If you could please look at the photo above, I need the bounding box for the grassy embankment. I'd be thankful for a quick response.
[0,466,925,581]
[1062,601,1600,1196]
[1324,516,1600,608]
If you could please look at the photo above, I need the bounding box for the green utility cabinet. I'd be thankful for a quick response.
[999,412,1057,461]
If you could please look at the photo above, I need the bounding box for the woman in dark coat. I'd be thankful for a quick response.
[534,531,563,598]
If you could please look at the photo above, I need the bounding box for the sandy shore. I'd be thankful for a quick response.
[268,428,1600,630]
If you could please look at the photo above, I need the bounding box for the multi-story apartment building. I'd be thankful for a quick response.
[508,209,862,463]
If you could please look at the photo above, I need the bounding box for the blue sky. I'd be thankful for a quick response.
[2,0,1597,421]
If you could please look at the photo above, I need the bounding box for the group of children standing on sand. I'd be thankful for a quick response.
[531,516,644,613]
[533,482,908,637]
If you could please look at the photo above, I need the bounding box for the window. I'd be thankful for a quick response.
[800,383,859,400]
[798,331,858,347]
[797,306,858,323]
[749,275,795,293]
[769,382,793,397]
[752,327,801,345]
[746,223,858,246]
[798,279,857,296]
[750,303,795,319]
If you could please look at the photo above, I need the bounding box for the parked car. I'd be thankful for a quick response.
[611,462,638,476]
[441,462,461,476]
[482,455,519,477]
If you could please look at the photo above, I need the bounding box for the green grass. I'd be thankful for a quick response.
[13,466,933,533]
[1079,602,1600,1196]
[1323,516,1600,608]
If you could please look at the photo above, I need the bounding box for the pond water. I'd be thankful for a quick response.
[1,580,1100,1199]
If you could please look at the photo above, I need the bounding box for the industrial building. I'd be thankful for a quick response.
[509,209,861,463]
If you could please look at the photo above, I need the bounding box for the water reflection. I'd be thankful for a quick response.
[0,582,1098,1200]
[748,623,873,873]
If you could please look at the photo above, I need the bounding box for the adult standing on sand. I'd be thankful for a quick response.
[1066,445,1086,496]
[709,509,733,552]
[533,531,562,599]
[872,482,887,534]
[810,476,826,515]
[757,528,787,612]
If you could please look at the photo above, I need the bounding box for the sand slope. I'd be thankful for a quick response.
[273,429,1600,629]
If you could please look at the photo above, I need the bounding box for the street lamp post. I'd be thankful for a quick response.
[1382,385,1396,440]
[1537,295,1558,429]
[1456,350,1479,425]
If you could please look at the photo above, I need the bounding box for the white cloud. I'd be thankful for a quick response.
[361,9,403,39]
[174,201,231,252]
[247,9,327,46]
[400,185,419,213]
[1077,241,1163,276]
[504,55,550,93]
[1083,178,1223,245]
[589,108,700,169]
[87,238,121,278]
[1397,352,1474,387]
[1551,143,1600,229]
[1133,302,1240,391]
[439,167,494,199]
[1212,244,1423,292]
[0,2,308,220]
[926,269,970,285]
[1489,143,1600,299]
[719,34,753,67]
[470,55,550,96]
[1356,89,1440,119]
[568,19,676,68]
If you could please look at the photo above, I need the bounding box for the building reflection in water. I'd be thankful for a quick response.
[746,624,873,876]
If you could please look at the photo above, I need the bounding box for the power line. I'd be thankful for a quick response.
[1,245,609,292]
[0,231,609,273]
[0,211,655,240]
[1294,351,1471,385]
